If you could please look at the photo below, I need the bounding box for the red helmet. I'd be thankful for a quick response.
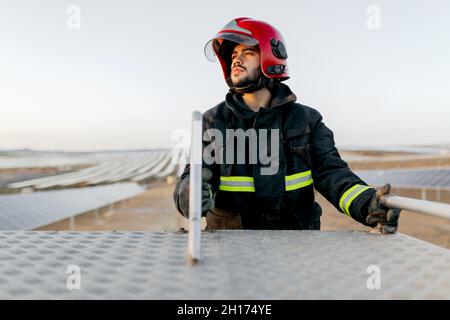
[205,17,289,81]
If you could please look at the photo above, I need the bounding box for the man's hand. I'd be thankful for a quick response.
[366,184,401,234]
[178,168,215,218]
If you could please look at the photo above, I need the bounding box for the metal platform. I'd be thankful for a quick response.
[0,230,448,299]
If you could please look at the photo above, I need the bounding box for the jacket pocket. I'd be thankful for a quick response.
[284,128,312,167]
[291,144,312,167]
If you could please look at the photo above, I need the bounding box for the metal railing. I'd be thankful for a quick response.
[380,194,450,220]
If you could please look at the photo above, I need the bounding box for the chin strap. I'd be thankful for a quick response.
[227,75,278,94]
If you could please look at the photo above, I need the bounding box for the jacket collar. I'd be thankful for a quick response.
[225,83,297,119]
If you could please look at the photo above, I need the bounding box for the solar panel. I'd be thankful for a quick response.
[155,150,181,178]
[7,151,175,190]
[356,168,450,189]
[0,183,145,230]
[132,152,172,182]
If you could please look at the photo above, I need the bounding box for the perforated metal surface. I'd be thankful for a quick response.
[0,230,448,299]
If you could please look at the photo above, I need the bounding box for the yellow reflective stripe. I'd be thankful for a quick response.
[285,170,312,181]
[219,171,314,192]
[339,184,372,216]
[220,176,254,182]
[219,185,256,192]
[285,178,313,191]
[285,170,313,191]
[220,176,255,192]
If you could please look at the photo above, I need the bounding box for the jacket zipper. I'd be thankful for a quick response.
[252,111,259,129]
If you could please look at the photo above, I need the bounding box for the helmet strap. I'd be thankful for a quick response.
[227,75,277,94]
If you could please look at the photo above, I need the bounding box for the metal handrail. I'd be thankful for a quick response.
[380,195,450,220]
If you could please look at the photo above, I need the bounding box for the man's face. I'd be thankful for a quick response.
[230,44,262,87]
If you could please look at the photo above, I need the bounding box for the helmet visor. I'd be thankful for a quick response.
[204,32,258,62]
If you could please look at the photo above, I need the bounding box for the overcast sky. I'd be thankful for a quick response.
[1,0,449,151]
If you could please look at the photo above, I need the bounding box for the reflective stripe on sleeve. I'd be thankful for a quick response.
[339,184,372,216]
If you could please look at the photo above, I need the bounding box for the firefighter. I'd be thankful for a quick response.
[173,17,400,233]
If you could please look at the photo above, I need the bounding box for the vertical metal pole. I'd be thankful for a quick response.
[188,111,202,266]
[70,216,75,231]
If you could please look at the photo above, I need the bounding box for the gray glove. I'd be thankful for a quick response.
[177,168,215,218]
[366,183,401,234]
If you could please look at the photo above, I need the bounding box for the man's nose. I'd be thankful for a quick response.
[232,54,243,67]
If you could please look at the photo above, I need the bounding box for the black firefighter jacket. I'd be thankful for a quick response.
[174,83,376,230]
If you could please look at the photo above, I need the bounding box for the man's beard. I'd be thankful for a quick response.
[231,67,262,87]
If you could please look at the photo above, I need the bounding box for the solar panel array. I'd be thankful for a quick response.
[0,149,189,230]
[340,145,450,155]
[0,183,145,230]
[356,168,450,189]
[0,154,96,169]
[8,150,184,191]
